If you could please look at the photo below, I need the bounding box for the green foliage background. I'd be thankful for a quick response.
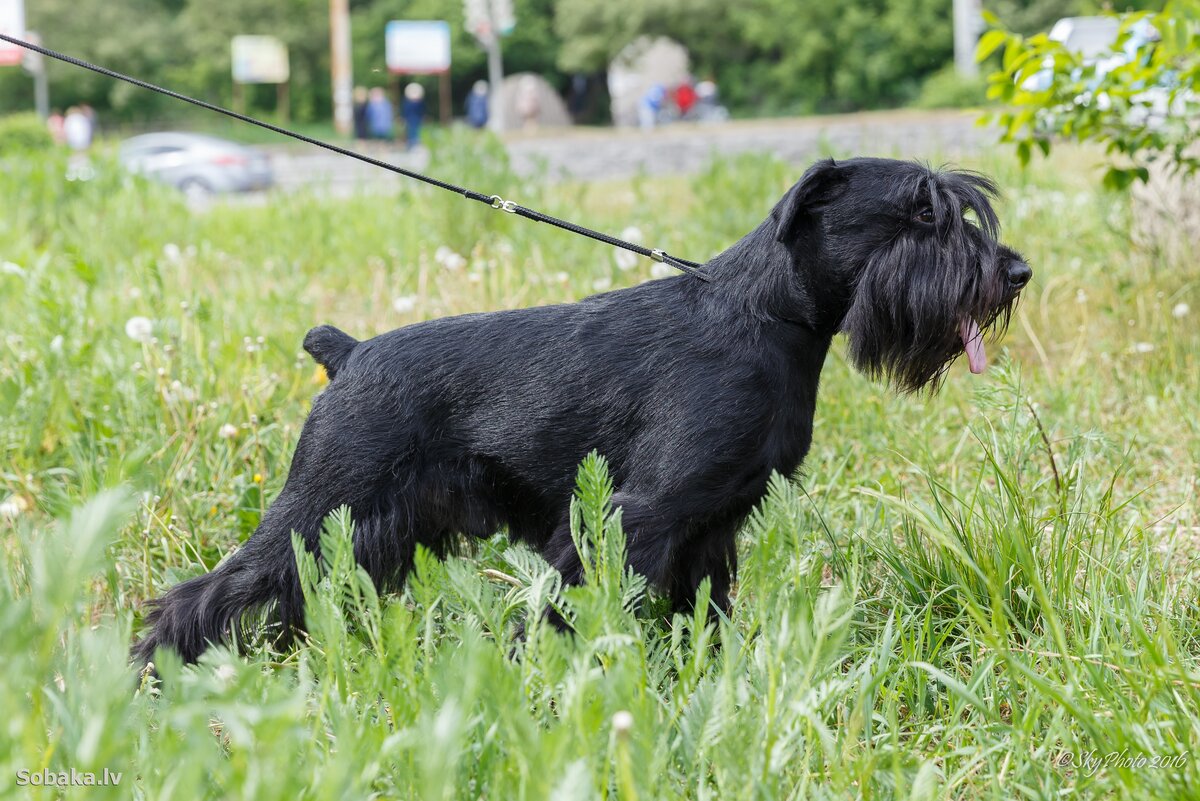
[0,0,1153,123]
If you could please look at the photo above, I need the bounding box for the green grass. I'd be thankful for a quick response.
[1,133,1198,800]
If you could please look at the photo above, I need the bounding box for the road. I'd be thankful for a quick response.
[264,109,992,195]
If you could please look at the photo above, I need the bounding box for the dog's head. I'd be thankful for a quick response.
[773,157,1030,392]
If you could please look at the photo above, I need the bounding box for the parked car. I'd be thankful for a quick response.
[1023,17,1196,130]
[118,132,273,198]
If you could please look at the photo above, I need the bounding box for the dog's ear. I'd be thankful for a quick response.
[774,159,845,242]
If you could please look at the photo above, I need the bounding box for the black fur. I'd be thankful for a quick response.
[131,158,1030,665]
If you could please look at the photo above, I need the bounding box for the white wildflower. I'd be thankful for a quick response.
[614,249,639,271]
[435,246,467,271]
[215,663,236,683]
[1173,302,1190,319]
[218,423,238,439]
[1132,342,1155,354]
[125,316,153,343]
[555,271,569,284]
[611,710,633,734]
[1,260,24,276]
[393,295,418,314]
[162,243,182,263]
[49,335,64,355]
[620,226,643,243]
[592,277,613,292]
[0,496,29,518]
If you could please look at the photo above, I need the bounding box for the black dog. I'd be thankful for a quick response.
[132,157,1030,665]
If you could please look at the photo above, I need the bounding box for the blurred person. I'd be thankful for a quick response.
[352,86,369,142]
[675,81,698,119]
[80,104,97,137]
[638,84,666,130]
[365,87,394,141]
[516,75,541,131]
[63,106,92,152]
[47,109,65,144]
[695,79,728,123]
[63,106,95,181]
[567,73,589,121]
[401,83,425,150]
[465,80,489,129]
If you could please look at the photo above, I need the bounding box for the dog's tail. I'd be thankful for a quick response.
[303,325,359,379]
[130,526,303,667]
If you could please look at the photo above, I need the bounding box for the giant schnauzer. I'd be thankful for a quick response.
[132,157,1031,665]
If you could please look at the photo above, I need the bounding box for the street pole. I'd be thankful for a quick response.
[485,0,505,133]
[953,0,981,77]
[22,31,48,119]
[329,0,353,135]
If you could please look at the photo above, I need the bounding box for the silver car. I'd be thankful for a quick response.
[118,132,273,198]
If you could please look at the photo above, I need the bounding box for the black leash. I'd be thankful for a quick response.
[0,33,710,281]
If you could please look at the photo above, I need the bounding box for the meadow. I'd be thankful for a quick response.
[1,132,1198,800]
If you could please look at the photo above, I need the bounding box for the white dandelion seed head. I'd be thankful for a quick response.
[555,271,570,284]
[620,226,643,243]
[435,246,467,270]
[1132,342,1155,354]
[1173,302,1190,319]
[49,335,64,355]
[392,295,418,314]
[162,243,182,263]
[614,249,639,272]
[218,423,238,439]
[125,316,153,343]
[592,277,613,292]
[612,710,633,734]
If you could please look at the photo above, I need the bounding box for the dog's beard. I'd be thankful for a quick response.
[839,234,1015,393]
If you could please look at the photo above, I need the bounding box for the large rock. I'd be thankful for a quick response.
[607,37,690,128]
[497,73,571,131]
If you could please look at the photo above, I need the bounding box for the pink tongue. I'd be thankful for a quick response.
[960,318,987,374]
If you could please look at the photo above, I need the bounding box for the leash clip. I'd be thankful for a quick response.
[489,194,518,213]
[649,249,666,262]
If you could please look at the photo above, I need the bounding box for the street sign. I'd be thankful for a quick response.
[0,0,25,67]
[231,35,290,84]
[464,0,514,45]
[385,20,451,74]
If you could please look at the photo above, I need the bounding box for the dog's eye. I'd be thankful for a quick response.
[914,207,935,225]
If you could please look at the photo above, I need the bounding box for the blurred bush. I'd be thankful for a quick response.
[914,64,988,109]
[0,112,55,154]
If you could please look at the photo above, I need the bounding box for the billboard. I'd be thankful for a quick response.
[0,0,25,67]
[385,20,451,75]
[231,35,289,84]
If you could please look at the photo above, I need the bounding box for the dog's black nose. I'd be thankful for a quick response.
[1007,260,1032,289]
